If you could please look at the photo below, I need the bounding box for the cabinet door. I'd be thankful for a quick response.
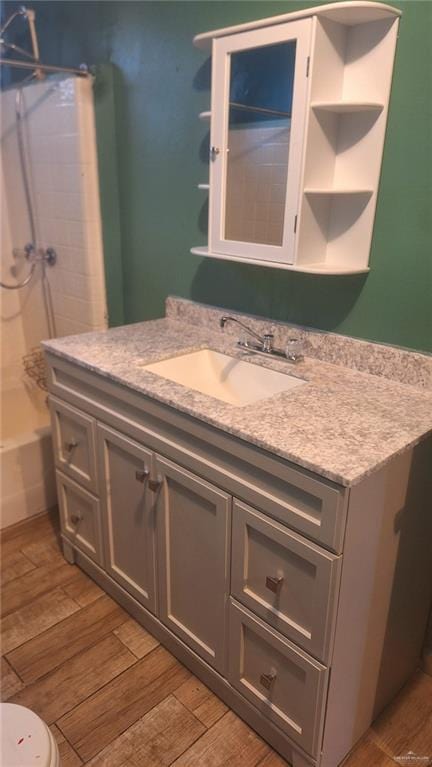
[210,19,311,264]
[156,454,231,672]
[98,425,157,614]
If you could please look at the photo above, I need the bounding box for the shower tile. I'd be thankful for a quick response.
[1,74,107,351]
[67,220,87,249]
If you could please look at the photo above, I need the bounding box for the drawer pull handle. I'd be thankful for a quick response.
[70,512,82,525]
[148,478,162,492]
[260,672,276,690]
[266,575,284,593]
[64,439,78,453]
[135,468,150,484]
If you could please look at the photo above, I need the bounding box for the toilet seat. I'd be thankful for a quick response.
[1,704,60,767]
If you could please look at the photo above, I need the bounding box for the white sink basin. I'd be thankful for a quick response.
[144,349,305,406]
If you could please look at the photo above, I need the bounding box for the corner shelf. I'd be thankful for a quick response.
[304,188,373,196]
[311,101,384,113]
[191,247,370,275]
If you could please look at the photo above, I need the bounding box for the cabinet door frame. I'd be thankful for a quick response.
[156,454,231,673]
[210,19,312,263]
[98,424,157,614]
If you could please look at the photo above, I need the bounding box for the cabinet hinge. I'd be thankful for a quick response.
[294,214,298,233]
[306,56,310,77]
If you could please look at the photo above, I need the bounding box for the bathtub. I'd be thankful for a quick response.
[0,383,57,529]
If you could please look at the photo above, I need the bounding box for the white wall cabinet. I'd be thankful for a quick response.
[47,352,432,767]
[192,1,400,274]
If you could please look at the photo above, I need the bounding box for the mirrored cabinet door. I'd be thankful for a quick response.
[210,20,311,264]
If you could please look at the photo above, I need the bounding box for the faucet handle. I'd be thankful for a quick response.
[262,334,274,353]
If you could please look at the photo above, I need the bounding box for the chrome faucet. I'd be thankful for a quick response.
[219,316,274,352]
[219,315,303,363]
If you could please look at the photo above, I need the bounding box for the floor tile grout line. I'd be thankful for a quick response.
[0,513,59,546]
[75,692,207,766]
[55,656,196,762]
[2,587,85,660]
[58,729,85,766]
[53,645,178,740]
[3,584,130,676]
[9,630,140,708]
[4,608,130,685]
[1,654,27,690]
[1,554,38,583]
[1,565,87,620]
[170,711,261,767]
[166,709,235,767]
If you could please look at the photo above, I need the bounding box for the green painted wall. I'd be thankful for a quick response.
[3,1,432,350]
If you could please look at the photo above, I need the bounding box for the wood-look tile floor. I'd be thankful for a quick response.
[1,511,431,767]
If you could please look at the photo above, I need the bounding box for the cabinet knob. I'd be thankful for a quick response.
[265,575,284,593]
[210,146,220,160]
[260,672,276,690]
[135,468,150,484]
[70,512,82,525]
[64,439,78,453]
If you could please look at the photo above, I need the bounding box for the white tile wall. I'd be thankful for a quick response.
[225,121,291,246]
[1,75,107,386]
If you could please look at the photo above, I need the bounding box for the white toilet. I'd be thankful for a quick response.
[1,704,60,767]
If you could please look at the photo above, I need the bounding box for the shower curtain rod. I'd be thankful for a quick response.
[0,57,89,77]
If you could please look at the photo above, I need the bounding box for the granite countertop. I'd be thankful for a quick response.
[43,317,432,487]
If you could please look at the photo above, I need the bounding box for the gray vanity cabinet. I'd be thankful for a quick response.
[97,425,157,614]
[155,455,231,673]
[46,351,432,767]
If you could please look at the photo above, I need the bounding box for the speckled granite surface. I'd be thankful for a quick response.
[43,302,432,488]
[166,297,432,390]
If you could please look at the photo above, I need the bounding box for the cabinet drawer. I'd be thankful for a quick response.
[228,599,327,757]
[231,500,341,662]
[56,471,104,566]
[50,397,97,492]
